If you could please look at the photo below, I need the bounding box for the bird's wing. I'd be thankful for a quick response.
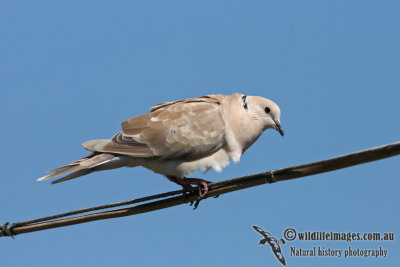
[85,95,226,160]
[253,225,267,236]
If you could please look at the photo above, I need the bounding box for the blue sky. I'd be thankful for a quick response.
[1,1,399,266]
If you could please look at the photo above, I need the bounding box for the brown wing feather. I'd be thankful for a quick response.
[150,95,220,112]
[83,138,155,157]
[93,95,226,160]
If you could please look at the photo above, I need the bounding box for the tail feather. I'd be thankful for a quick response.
[45,153,95,174]
[37,153,126,183]
[52,169,94,184]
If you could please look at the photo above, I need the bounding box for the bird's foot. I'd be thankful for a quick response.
[183,178,212,209]
[166,176,212,209]
[167,176,193,199]
[182,178,212,198]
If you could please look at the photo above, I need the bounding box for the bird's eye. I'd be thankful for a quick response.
[264,106,271,114]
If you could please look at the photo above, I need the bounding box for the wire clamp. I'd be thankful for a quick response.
[264,170,277,184]
[1,222,17,238]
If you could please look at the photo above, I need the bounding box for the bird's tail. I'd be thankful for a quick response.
[37,153,127,184]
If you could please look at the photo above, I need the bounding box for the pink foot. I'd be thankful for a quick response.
[166,176,212,209]
[182,178,212,198]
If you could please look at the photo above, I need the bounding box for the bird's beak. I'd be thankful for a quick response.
[273,120,284,136]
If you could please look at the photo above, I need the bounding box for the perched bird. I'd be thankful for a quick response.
[38,93,284,206]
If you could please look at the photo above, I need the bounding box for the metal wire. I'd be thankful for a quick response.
[1,140,399,237]
[14,189,184,227]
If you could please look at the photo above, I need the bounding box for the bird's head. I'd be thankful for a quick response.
[244,95,284,136]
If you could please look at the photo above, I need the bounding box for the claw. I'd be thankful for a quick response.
[193,198,201,209]
[166,176,213,209]
[180,184,194,201]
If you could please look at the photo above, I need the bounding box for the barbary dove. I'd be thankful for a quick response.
[37,93,284,206]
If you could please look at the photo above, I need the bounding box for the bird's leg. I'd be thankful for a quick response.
[166,175,194,199]
[181,177,213,209]
[182,178,212,198]
[166,176,212,209]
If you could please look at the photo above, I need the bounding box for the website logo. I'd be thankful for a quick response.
[253,225,286,266]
